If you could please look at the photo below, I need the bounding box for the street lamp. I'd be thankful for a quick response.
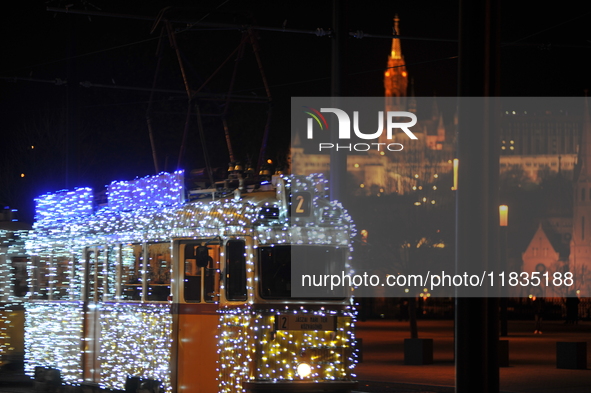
[452,158,459,190]
[499,204,508,336]
[499,205,508,227]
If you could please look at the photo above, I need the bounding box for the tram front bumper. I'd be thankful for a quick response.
[243,380,358,392]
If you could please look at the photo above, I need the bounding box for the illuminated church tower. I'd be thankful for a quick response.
[384,15,408,105]
[569,99,591,296]
[381,15,410,146]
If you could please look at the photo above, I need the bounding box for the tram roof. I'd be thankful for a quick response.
[29,190,279,242]
[27,172,352,246]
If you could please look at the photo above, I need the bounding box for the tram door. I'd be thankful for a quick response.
[175,240,221,393]
[82,246,104,383]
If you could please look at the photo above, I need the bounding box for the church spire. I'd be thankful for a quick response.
[384,14,408,102]
[382,14,409,144]
[391,14,403,60]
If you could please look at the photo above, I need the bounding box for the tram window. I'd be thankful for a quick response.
[96,248,105,300]
[204,245,220,303]
[121,244,143,301]
[259,246,346,299]
[183,243,201,302]
[85,249,105,302]
[31,254,50,299]
[51,255,71,300]
[259,247,290,298]
[225,240,247,301]
[70,251,82,299]
[85,247,106,302]
[11,257,28,297]
[106,245,118,300]
[183,242,220,303]
[146,243,171,301]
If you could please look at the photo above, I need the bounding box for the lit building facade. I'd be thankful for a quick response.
[521,105,591,297]
[500,110,580,182]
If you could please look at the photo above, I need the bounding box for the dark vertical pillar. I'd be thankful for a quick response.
[455,0,500,392]
[487,0,502,381]
[455,99,489,393]
[487,107,501,392]
[329,0,347,201]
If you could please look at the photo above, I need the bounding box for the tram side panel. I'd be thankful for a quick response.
[0,306,25,367]
[99,303,173,390]
[218,312,255,393]
[241,241,358,391]
[23,238,224,392]
[25,302,84,383]
[24,243,176,391]
[176,308,219,393]
[96,242,174,392]
[217,238,256,393]
[24,251,85,384]
[0,251,27,368]
[217,240,358,392]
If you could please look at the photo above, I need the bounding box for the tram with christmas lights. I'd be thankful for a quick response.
[23,171,358,393]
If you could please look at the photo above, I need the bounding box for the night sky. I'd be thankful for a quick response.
[2,1,590,222]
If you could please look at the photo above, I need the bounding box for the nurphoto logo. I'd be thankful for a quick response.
[303,106,418,152]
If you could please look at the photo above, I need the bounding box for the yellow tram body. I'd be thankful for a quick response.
[24,172,357,392]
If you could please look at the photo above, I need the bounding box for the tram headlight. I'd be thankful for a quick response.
[297,362,312,378]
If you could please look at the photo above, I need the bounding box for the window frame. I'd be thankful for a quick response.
[180,240,221,304]
[224,239,247,302]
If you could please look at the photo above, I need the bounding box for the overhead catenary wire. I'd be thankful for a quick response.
[27,6,588,104]
[6,5,588,145]
[40,5,591,74]
[40,6,457,73]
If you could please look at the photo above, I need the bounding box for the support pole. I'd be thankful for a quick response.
[455,1,500,392]
[220,33,246,164]
[146,26,165,174]
[248,29,274,173]
[196,105,215,186]
[329,0,347,201]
